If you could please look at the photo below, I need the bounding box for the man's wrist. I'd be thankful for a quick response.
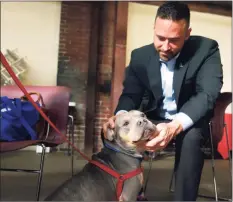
[115,110,128,116]
[174,112,194,131]
[168,120,183,136]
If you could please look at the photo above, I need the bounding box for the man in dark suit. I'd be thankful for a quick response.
[103,1,223,201]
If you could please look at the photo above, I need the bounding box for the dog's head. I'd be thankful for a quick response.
[106,110,157,153]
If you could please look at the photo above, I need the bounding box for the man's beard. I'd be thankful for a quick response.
[159,51,174,61]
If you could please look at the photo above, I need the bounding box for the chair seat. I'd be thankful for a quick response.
[0,85,71,153]
[0,139,65,153]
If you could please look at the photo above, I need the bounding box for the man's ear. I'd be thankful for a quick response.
[185,27,192,41]
[106,128,115,141]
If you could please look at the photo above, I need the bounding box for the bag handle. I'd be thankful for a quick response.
[20,92,45,107]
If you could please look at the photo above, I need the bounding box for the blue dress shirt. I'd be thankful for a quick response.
[158,55,193,131]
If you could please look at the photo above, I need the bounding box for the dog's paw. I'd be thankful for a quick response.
[137,195,148,201]
[137,189,148,201]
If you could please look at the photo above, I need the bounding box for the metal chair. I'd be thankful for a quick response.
[168,92,232,201]
[0,85,72,201]
[68,114,75,176]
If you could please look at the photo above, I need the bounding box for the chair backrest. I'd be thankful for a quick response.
[211,92,232,144]
[1,85,71,144]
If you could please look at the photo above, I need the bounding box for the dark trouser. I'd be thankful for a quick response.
[152,119,207,201]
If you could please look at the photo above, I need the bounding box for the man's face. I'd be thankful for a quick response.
[153,17,192,61]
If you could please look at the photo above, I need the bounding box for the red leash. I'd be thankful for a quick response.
[0,51,143,200]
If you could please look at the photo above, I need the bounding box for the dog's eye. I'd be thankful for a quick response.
[141,113,145,117]
[123,121,129,126]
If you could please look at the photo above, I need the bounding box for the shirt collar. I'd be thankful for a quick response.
[159,52,180,66]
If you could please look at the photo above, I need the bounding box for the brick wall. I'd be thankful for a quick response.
[57,2,116,153]
[93,2,116,153]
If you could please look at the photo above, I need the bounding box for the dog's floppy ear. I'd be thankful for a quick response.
[106,128,115,141]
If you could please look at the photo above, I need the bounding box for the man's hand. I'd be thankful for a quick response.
[102,111,127,139]
[102,115,116,138]
[145,120,183,152]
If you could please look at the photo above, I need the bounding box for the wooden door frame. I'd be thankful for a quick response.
[110,1,129,114]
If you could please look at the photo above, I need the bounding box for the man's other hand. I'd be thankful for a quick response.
[102,111,127,139]
[102,115,116,138]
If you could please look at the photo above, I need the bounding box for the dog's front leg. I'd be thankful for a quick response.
[118,174,143,202]
[119,194,125,202]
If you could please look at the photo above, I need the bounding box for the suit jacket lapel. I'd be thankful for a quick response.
[173,51,190,105]
[146,43,191,109]
[147,53,163,101]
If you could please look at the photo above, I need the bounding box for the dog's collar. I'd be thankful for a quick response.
[103,140,143,161]
[104,141,121,152]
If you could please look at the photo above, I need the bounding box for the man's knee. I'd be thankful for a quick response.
[181,127,204,150]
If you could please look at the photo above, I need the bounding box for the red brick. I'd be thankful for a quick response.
[57,2,116,153]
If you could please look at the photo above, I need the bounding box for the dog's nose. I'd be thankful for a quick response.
[137,119,147,126]
[137,120,142,126]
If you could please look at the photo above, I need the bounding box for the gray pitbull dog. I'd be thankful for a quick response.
[45,110,157,201]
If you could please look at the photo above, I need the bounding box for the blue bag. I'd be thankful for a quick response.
[0,95,42,141]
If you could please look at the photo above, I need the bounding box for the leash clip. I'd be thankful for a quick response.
[119,175,124,181]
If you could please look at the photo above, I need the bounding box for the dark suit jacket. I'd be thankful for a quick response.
[115,35,223,126]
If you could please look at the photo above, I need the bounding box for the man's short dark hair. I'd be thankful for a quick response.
[156,1,190,27]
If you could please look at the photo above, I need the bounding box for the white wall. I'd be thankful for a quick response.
[1,2,61,86]
[126,2,232,113]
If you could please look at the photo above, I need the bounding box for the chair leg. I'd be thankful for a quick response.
[68,115,74,177]
[169,170,175,193]
[209,121,218,201]
[196,122,218,201]
[198,122,230,201]
[36,143,46,201]
[168,140,176,193]
[224,123,232,177]
[143,153,154,195]
[224,123,232,199]
[68,120,71,156]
